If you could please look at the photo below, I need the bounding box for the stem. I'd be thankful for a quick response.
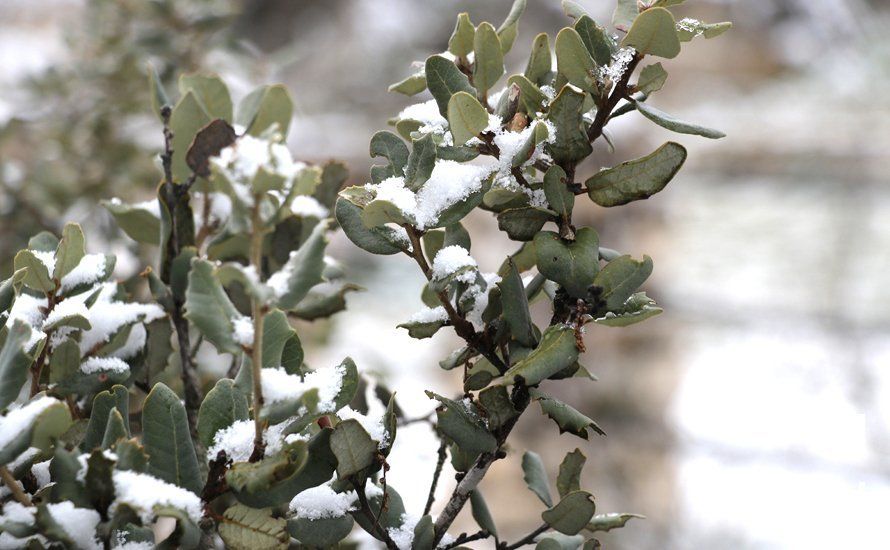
[586,54,643,144]
[500,524,549,550]
[249,201,267,461]
[423,438,448,516]
[443,530,491,549]
[0,466,31,506]
[352,480,399,550]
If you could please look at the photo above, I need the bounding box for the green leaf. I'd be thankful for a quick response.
[534,228,600,298]
[198,379,249,450]
[143,383,203,493]
[0,321,35,410]
[170,90,212,183]
[533,390,605,439]
[677,19,732,42]
[405,133,437,190]
[335,197,406,256]
[497,259,536,347]
[262,309,302,370]
[507,74,547,115]
[498,207,555,242]
[449,12,476,58]
[525,33,553,86]
[287,515,354,547]
[426,391,497,454]
[585,513,645,533]
[0,269,25,313]
[547,85,592,164]
[330,418,378,477]
[370,131,409,175]
[103,199,161,245]
[470,490,498,537]
[53,223,86,281]
[522,451,553,507]
[397,312,448,340]
[0,398,71,465]
[185,258,240,354]
[179,73,233,121]
[621,7,681,59]
[237,84,294,137]
[425,55,475,117]
[477,386,519,431]
[636,63,668,95]
[633,100,726,139]
[575,16,614,67]
[562,0,588,20]
[612,0,640,31]
[28,232,59,252]
[542,491,596,535]
[594,292,663,327]
[502,325,580,386]
[291,282,362,321]
[586,142,686,207]
[218,504,289,550]
[557,449,586,498]
[473,22,505,93]
[413,515,436,550]
[101,408,129,449]
[388,70,427,96]
[497,0,527,54]
[271,219,331,310]
[555,28,597,93]
[352,484,407,540]
[82,385,129,452]
[14,249,54,294]
[543,165,574,219]
[448,92,490,145]
[594,255,653,310]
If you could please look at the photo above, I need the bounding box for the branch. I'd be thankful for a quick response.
[443,530,491,549]
[248,200,267,462]
[423,438,448,516]
[0,466,31,506]
[586,54,643,144]
[500,523,549,550]
[352,480,399,550]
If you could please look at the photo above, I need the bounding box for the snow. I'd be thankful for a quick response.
[0,532,48,550]
[364,160,496,230]
[77,284,165,356]
[288,480,357,520]
[431,245,477,282]
[338,405,389,448]
[291,195,329,219]
[464,272,501,330]
[2,293,47,350]
[44,501,101,550]
[44,298,89,327]
[110,470,202,524]
[133,198,161,218]
[388,513,420,550]
[397,99,448,136]
[231,316,254,347]
[207,419,255,463]
[405,306,448,324]
[0,397,58,451]
[0,502,33,525]
[32,250,56,274]
[32,459,51,488]
[59,254,107,292]
[260,363,347,411]
[599,47,636,83]
[212,135,302,205]
[112,541,154,550]
[80,356,129,375]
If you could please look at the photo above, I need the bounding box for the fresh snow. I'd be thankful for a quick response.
[405,306,448,324]
[397,99,448,137]
[212,135,303,205]
[110,470,202,524]
[431,246,477,282]
[0,397,59,451]
[0,502,33,525]
[32,250,56,273]
[231,316,254,347]
[80,356,129,375]
[338,405,389,449]
[59,254,107,292]
[43,298,89,327]
[77,283,165,356]
[260,363,346,410]
[465,272,502,330]
[44,501,101,550]
[388,513,420,550]
[289,480,357,520]
[207,418,299,462]
[291,195,329,219]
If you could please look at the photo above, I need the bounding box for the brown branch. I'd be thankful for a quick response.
[443,530,491,549]
[248,200,267,462]
[352,480,399,550]
[423,438,448,516]
[0,466,31,506]
[499,523,549,550]
[586,54,643,144]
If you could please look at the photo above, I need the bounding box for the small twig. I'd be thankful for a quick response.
[423,438,448,516]
[397,410,435,427]
[443,530,491,549]
[499,523,549,550]
[352,479,399,550]
[0,466,31,506]
[248,200,267,462]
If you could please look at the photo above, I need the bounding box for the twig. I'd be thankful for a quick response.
[423,438,448,516]
[352,480,399,550]
[586,53,643,144]
[443,530,491,549]
[0,466,31,506]
[499,523,549,550]
[248,200,267,462]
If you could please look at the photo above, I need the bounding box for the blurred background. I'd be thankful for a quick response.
[1,0,889,548]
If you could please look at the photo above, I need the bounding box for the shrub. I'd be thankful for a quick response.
[0,1,728,548]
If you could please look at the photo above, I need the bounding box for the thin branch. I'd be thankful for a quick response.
[586,54,643,144]
[0,466,31,506]
[423,438,448,516]
[248,200,267,462]
[352,479,399,550]
[443,530,491,549]
[500,523,549,550]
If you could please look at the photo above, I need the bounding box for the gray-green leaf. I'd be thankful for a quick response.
[143,383,203,493]
[586,142,686,207]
